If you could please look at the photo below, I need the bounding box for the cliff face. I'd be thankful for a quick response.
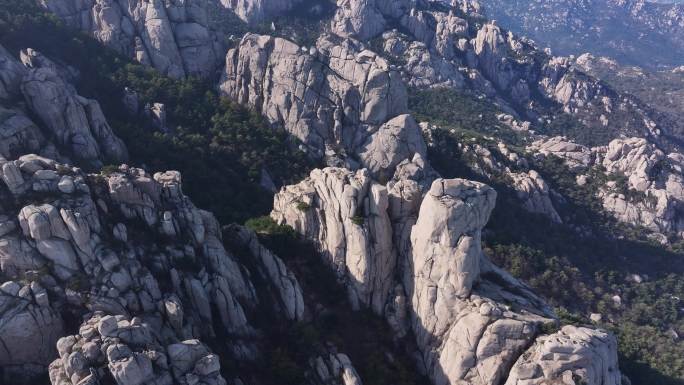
[38,0,226,78]
[219,33,426,179]
[0,156,306,384]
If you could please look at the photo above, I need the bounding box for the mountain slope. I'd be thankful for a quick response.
[472,0,684,69]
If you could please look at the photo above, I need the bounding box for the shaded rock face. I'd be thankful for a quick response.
[20,49,129,168]
[0,281,64,380]
[0,44,27,101]
[39,0,224,78]
[271,167,395,314]
[307,351,363,385]
[0,156,304,383]
[219,33,426,179]
[272,169,619,385]
[0,45,128,169]
[510,170,562,224]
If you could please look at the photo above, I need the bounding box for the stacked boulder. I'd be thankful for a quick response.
[49,313,228,385]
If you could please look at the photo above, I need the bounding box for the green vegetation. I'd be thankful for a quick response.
[296,201,311,211]
[351,215,365,225]
[409,87,526,145]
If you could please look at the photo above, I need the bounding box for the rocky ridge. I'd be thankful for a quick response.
[271,166,621,385]
[0,154,307,383]
[351,1,680,150]
[0,2,633,384]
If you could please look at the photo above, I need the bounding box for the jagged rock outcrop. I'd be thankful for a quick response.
[48,312,228,385]
[331,0,411,40]
[228,225,305,321]
[0,281,64,380]
[505,326,621,385]
[0,107,56,161]
[528,136,594,171]
[220,33,425,178]
[510,170,562,223]
[408,178,554,385]
[0,155,304,383]
[597,138,684,238]
[0,45,128,169]
[271,167,395,314]
[39,0,225,78]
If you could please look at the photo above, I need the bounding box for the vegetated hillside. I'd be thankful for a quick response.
[474,0,684,69]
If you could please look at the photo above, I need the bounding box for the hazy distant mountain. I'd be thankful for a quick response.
[475,0,684,69]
